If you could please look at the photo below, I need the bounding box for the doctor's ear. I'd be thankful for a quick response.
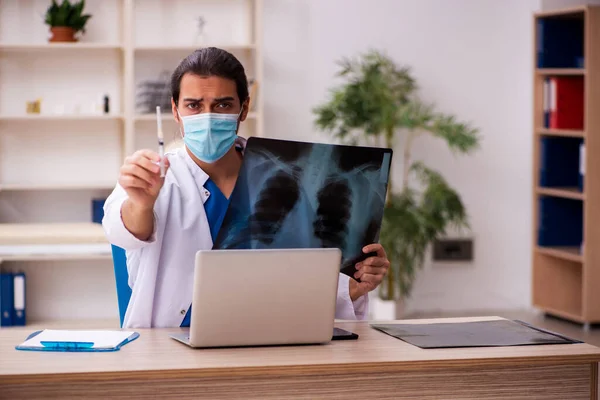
[240,98,250,122]
[171,98,180,123]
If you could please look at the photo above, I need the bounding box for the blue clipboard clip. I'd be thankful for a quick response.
[40,341,95,350]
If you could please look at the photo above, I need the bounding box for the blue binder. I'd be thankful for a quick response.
[92,198,106,224]
[539,136,583,188]
[12,272,26,326]
[537,196,583,247]
[537,17,584,69]
[0,273,14,327]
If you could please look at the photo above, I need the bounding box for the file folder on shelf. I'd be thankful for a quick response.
[537,196,583,247]
[549,76,584,130]
[539,136,583,188]
[536,16,584,69]
[12,272,26,326]
[92,198,106,224]
[543,78,551,128]
[0,273,13,327]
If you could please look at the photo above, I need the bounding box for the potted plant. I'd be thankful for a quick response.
[45,0,92,43]
[313,50,479,316]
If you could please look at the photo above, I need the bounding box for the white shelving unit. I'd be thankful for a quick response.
[0,0,263,322]
[0,183,116,191]
[0,43,124,51]
[134,44,256,52]
[0,114,124,121]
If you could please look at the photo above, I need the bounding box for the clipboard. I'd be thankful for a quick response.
[15,330,140,352]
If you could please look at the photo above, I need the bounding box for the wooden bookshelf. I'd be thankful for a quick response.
[535,68,586,75]
[535,187,585,200]
[537,128,585,138]
[535,5,588,18]
[535,246,583,263]
[532,5,600,327]
[533,251,583,317]
[532,305,586,324]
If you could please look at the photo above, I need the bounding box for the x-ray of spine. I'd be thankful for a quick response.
[213,138,393,276]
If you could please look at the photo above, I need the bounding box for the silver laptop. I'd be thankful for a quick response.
[170,248,341,348]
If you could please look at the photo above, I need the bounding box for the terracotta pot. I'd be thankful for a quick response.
[49,27,77,43]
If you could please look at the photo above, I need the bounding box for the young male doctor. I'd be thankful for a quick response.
[102,47,391,328]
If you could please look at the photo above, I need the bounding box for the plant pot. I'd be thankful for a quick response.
[49,27,77,43]
[369,295,397,320]
[395,297,406,319]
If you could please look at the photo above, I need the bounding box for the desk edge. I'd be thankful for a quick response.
[2,353,600,384]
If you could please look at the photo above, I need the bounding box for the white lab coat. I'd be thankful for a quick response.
[102,140,368,328]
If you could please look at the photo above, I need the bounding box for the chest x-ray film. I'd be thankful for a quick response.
[213,137,393,279]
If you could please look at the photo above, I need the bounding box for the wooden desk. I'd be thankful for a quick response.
[1,317,599,399]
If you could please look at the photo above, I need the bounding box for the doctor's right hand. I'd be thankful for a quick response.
[118,149,170,210]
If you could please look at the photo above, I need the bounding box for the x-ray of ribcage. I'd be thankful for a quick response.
[213,138,393,278]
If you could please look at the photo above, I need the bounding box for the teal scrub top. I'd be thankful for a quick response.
[180,178,229,327]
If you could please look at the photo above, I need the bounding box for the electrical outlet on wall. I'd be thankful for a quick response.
[432,238,474,262]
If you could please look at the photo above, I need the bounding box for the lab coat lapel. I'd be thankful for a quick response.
[181,147,213,249]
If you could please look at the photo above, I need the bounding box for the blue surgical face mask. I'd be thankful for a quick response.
[179,110,241,163]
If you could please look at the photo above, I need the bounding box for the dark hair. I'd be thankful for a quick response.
[171,47,249,106]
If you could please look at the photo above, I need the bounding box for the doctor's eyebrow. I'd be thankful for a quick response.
[182,96,235,103]
[213,96,235,103]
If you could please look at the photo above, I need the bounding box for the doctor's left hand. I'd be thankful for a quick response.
[349,243,390,301]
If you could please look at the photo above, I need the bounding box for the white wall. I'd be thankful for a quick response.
[262,0,542,316]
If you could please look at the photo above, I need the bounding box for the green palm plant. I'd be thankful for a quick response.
[313,49,480,300]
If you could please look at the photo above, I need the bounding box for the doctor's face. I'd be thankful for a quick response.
[172,73,246,121]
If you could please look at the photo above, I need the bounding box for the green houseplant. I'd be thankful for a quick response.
[45,0,92,43]
[313,50,479,303]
